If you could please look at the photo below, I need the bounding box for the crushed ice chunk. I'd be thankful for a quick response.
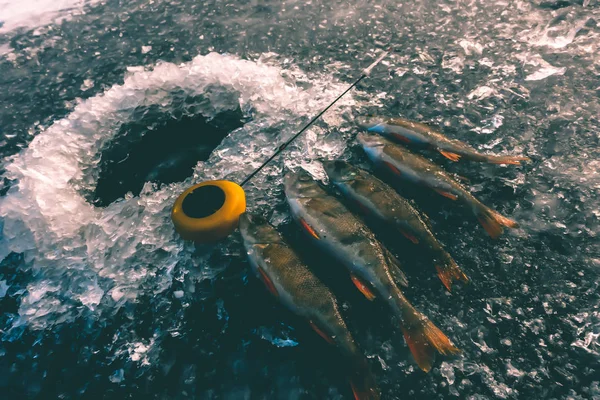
[459,39,484,56]
[440,362,456,385]
[473,338,496,354]
[506,360,525,378]
[467,86,496,100]
[521,14,593,49]
[126,66,145,73]
[80,79,94,91]
[255,326,298,348]
[216,299,229,322]
[127,338,155,365]
[518,53,567,81]
[478,58,494,67]
[109,369,124,383]
[268,338,298,348]
[442,55,464,73]
[525,65,566,81]
[0,280,9,297]
[571,318,600,356]
[27,282,60,303]
[76,282,104,307]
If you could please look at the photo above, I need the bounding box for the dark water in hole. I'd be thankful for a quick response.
[0,0,599,399]
[93,108,244,206]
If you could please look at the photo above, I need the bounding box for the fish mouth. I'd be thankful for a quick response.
[283,169,304,198]
[321,160,338,176]
[238,212,255,241]
[322,159,353,182]
[284,168,323,199]
[355,115,372,129]
[239,212,279,245]
[354,115,379,129]
[356,132,385,148]
[284,169,313,186]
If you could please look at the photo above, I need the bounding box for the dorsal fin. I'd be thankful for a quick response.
[382,246,408,287]
[419,210,434,232]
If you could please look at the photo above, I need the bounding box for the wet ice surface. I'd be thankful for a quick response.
[1,0,600,398]
[0,0,103,34]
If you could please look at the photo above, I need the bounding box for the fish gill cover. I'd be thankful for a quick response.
[0,0,599,399]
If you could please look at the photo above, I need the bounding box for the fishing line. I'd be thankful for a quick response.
[239,48,392,187]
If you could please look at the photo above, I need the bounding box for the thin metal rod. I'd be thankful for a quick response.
[239,48,391,187]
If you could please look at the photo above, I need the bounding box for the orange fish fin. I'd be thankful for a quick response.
[309,321,334,344]
[435,258,469,292]
[487,155,530,165]
[350,381,362,400]
[350,381,367,400]
[400,229,419,244]
[434,188,458,200]
[439,150,461,162]
[391,132,411,144]
[299,218,320,240]
[401,326,435,373]
[351,275,376,301]
[383,161,402,177]
[476,207,518,239]
[401,319,460,372]
[257,267,278,298]
[477,215,503,239]
[350,373,380,400]
[492,210,519,228]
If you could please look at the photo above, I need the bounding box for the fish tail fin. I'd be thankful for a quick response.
[475,205,519,239]
[349,361,381,400]
[395,292,460,372]
[435,255,468,292]
[486,154,530,165]
[439,150,462,162]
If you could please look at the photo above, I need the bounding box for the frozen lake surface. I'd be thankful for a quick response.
[0,0,599,398]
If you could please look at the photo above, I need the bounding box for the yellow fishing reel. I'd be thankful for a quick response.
[171,180,246,243]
